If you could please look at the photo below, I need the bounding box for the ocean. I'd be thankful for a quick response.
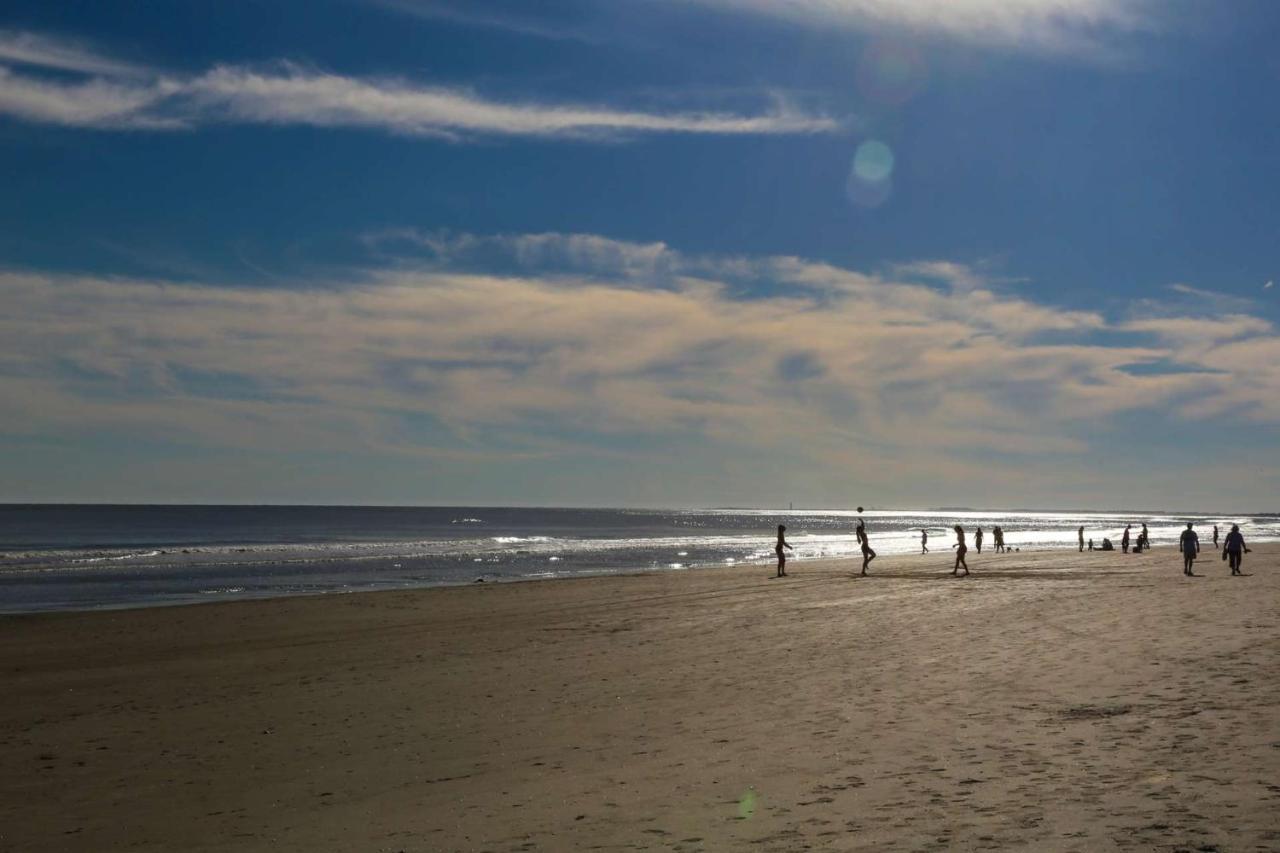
[1,505,1275,613]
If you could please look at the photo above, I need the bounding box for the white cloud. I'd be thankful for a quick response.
[0,32,840,139]
[676,0,1155,56]
[0,29,150,77]
[4,239,1276,477]
[0,66,182,129]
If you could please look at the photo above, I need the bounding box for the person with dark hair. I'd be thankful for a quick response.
[775,525,793,578]
[1078,525,1085,553]
[921,529,929,554]
[952,525,969,576]
[1121,524,1131,554]
[1222,524,1250,576]
[1213,525,1220,549]
[1179,523,1200,576]
[993,525,1005,553]
[857,518,876,576]
[1139,523,1150,551]
[974,526,984,554]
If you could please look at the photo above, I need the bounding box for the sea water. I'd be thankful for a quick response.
[1,505,1275,613]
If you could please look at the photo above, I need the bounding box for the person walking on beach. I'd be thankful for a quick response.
[921,529,929,554]
[952,525,969,576]
[974,526,984,554]
[775,525,794,578]
[993,525,1005,553]
[1078,525,1085,552]
[1179,522,1200,576]
[1122,525,1131,554]
[1213,525,1220,549]
[1222,524,1250,576]
[857,519,876,576]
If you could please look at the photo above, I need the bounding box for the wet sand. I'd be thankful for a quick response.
[2,544,1278,852]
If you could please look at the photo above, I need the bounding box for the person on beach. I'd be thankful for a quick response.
[857,519,876,575]
[1078,526,1085,552]
[1088,538,1095,551]
[974,526,984,553]
[1122,525,1131,554]
[775,525,794,578]
[921,529,929,554]
[1179,523,1200,576]
[1140,523,1150,551]
[993,526,1005,553]
[1213,525,1220,549]
[1222,524,1250,576]
[952,525,969,576]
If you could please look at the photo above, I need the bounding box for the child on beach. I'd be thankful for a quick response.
[1179,523,1200,576]
[1222,524,1250,576]
[775,525,793,578]
[952,525,969,576]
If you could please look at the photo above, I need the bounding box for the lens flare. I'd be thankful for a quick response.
[737,789,758,819]
[847,139,895,208]
[857,41,927,106]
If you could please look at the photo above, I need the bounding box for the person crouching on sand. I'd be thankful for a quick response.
[775,525,794,578]
[1222,524,1250,576]
[952,525,969,576]
[857,519,876,576]
[1179,522,1200,576]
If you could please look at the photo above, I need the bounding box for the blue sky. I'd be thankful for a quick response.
[1,0,1278,509]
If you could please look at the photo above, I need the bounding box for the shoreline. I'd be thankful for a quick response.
[3,546,1277,851]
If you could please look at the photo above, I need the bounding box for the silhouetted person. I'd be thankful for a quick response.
[993,525,1005,553]
[1222,524,1250,576]
[1078,525,1085,552]
[1088,538,1095,551]
[775,525,793,577]
[1179,522,1200,576]
[952,525,969,576]
[974,526,984,553]
[857,520,876,576]
[1121,525,1131,554]
[1212,525,1219,549]
[921,529,929,554]
[1100,537,1114,551]
[1139,523,1150,551]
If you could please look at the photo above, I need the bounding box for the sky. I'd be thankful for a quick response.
[1,0,1278,510]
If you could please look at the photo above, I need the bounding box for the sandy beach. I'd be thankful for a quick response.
[2,545,1278,852]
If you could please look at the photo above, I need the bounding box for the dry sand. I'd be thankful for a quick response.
[2,544,1278,852]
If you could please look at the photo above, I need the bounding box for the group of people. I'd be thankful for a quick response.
[1176,522,1252,577]
[774,518,1255,579]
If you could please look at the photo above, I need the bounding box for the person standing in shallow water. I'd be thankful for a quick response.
[775,525,794,578]
[1222,525,1250,576]
[1078,525,1085,552]
[921,529,929,554]
[1179,522,1200,576]
[952,525,969,576]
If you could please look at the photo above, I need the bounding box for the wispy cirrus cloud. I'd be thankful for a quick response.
[0,29,151,77]
[0,31,840,138]
[674,0,1158,57]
